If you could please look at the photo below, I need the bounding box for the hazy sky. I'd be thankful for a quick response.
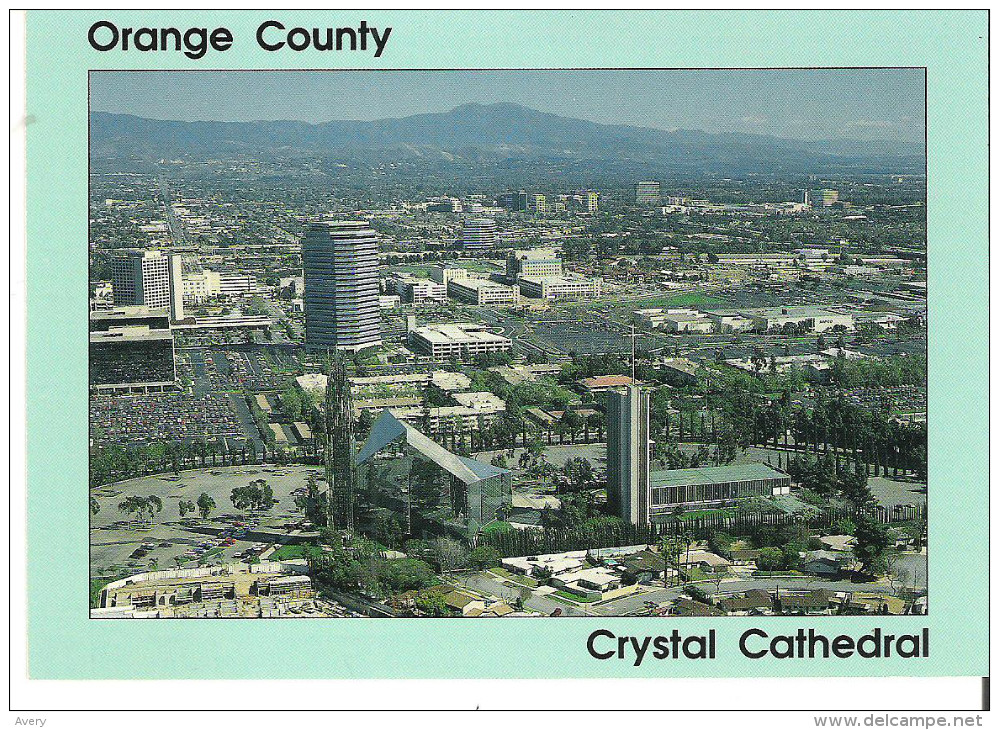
[90,69,925,142]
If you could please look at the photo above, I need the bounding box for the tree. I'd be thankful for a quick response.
[469,544,501,570]
[756,547,783,572]
[853,515,892,575]
[414,591,449,617]
[117,496,141,524]
[260,482,275,511]
[179,499,196,518]
[89,496,101,515]
[196,492,216,520]
[430,537,470,573]
[562,456,594,492]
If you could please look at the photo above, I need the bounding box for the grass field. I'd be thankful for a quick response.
[267,544,309,561]
[552,589,601,603]
[633,293,723,309]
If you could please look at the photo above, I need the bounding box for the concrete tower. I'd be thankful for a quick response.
[605,385,651,525]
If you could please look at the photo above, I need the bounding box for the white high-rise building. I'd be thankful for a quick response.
[110,249,184,323]
[462,218,497,250]
[635,181,661,205]
[302,220,382,352]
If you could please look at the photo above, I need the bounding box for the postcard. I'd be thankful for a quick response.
[12,8,990,715]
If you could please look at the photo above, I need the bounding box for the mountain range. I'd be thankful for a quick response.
[89,103,924,175]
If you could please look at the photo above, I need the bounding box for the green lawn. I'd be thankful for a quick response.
[631,293,722,309]
[552,589,601,603]
[267,544,309,561]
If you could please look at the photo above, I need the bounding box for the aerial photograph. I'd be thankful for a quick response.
[88,69,927,619]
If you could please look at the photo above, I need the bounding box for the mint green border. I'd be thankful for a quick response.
[26,10,988,679]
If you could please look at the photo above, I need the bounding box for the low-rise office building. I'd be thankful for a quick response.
[749,306,854,333]
[518,275,602,301]
[392,276,447,304]
[408,323,513,360]
[506,249,563,281]
[447,278,520,306]
[430,264,469,286]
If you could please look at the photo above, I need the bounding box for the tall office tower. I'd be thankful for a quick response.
[110,249,184,322]
[302,220,382,352]
[462,218,497,250]
[585,191,599,212]
[606,385,651,525]
[498,191,528,211]
[635,181,661,205]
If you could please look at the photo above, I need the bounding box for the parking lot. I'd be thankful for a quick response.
[90,464,322,578]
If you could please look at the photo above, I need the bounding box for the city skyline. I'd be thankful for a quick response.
[89,69,925,143]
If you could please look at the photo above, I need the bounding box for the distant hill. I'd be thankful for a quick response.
[89,103,924,175]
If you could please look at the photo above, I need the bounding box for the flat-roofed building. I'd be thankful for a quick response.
[426,392,506,434]
[89,306,176,392]
[506,249,563,281]
[408,323,512,360]
[302,220,381,352]
[705,309,755,333]
[429,264,469,286]
[462,218,497,250]
[527,193,548,214]
[748,306,854,333]
[634,307,712,332]
[497,191,528,212]
[648,463,791,517]
[392,276,447,304]
[518,275,602,301]
[110,249,185,323]
[447,278,519,306]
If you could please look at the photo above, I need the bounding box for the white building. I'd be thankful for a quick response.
[634,307,712,332]
[518,276,602,301]
[506,249,563,281]
[447,278,519,306]
[110,249,185,323]
[392,276,447,304]
[462,218,497,250]
[429,264,469,286]
[408,323,513,360]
